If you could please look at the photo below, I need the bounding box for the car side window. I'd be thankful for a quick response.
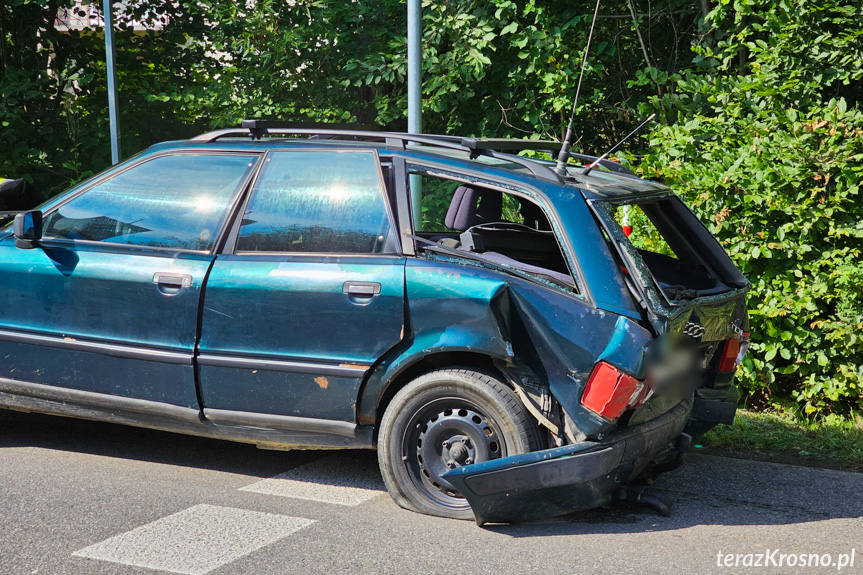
[411,171,527,232]
[236,150,392,253]
[43,154,256,251]
[407,169,577,292]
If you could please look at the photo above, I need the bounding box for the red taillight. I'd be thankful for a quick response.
[718,338,741,373]
[581,362,644,421]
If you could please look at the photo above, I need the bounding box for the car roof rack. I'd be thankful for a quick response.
[459,138,636,176]
[189,120,635,181]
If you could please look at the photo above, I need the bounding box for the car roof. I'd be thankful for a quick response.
[146,134,672,203]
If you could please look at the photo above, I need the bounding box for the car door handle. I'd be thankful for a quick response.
[342,281,381,298]
[153,272,193,288]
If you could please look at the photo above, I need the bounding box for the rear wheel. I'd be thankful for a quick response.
[378,368,539,519]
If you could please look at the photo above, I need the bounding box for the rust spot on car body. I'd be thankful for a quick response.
[315,377,329,389]
[339,363,369,370]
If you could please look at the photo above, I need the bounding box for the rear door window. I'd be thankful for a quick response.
[43,154,256,251]
[235,150,393,253]
[407,169,576,291]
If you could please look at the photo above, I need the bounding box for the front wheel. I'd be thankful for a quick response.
[378,368,540,519]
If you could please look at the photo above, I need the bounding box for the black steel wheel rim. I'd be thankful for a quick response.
[401,397,507,510]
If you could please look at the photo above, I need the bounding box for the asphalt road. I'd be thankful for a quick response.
[1,409,861,575]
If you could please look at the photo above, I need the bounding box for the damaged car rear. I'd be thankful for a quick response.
[372,139,750,525]
[0,123,748,526]
[433,185,751,525]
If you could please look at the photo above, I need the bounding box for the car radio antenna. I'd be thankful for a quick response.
[554,0,603,177]
[581,112,656,175]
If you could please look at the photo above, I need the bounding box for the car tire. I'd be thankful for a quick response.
[378,368,540,520]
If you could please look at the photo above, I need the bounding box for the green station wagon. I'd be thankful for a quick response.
[0,122,749,524]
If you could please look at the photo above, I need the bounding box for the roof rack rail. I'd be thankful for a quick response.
[189,121,467,152]
[459,138,635,177]
[188,120,634,181]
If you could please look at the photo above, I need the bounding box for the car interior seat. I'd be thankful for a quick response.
[436,186,572,286]
[444,185,503,231]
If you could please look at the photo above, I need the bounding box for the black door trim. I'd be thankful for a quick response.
[0,377,201,423]
[0,377,375,449]
[0,328,192,365]
[197,353,369,378]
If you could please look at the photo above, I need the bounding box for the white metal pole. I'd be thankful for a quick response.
[407,0,422,226]
[103,0,121,165]
[407,0,421,136]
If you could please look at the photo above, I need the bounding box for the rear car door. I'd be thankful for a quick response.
[198,149,405,428]
[0,152,258,411]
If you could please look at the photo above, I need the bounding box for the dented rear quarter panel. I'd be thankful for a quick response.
[358,256,654,439]
[353,158,700,437]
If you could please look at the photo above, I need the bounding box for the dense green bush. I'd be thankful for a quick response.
[638,0,863,418]
[0,1,210,194]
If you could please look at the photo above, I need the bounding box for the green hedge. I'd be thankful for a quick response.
[637,0,863,419]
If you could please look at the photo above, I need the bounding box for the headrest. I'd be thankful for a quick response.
[519,200,551,230]
[444,186,502,231]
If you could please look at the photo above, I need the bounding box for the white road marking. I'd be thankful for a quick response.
[240,455,386,506]
[72,504,314,575]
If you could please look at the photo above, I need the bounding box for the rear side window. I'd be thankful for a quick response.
[43,154,256,251]
[406,169,576,291]
[236,151,392,253]
[411,172,526,232]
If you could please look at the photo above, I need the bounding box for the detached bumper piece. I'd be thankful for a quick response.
[443,398,692,525]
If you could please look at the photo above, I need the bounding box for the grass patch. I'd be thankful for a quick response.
[699,409,863,473]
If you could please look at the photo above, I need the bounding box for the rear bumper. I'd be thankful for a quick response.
[443,397,693,525]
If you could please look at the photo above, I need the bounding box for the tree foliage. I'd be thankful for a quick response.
[1,0,861,418]
[639,0,863,418]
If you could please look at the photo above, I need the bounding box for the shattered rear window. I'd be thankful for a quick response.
[612,204,675,258]
[594,196,747,306]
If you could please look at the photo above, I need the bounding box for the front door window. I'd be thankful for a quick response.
[43,154,256,251]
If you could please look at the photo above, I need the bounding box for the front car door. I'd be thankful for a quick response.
[198,149,405,431]
[0,152,258,414]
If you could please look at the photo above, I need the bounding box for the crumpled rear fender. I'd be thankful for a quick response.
[356,266,515,425]
[358,258,654,438]
[356,327,516,425]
